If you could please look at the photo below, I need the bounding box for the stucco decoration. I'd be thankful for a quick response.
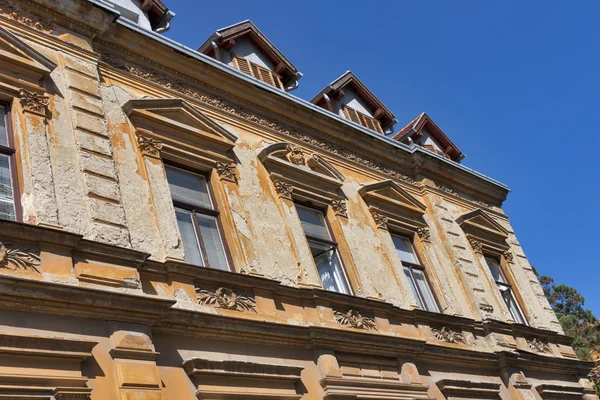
[432,326,465,344]
[331,199,347,218]
[469,238,483,254]
[286,144,305,166]
[196,285,256,312]
[371,209,388,229]
[0,2,54,33]
[0,241,40,272]
[479,303,494,317]
[273,180,293,199]
[137,135,162,157]
[19,89,48,114]
[527,337,551,354]
[417,227,431,243]
[334,309,377,330]
[437,183,458,195]
[503,250,515,264]
[216,161,237,182]
[457,209,509,244]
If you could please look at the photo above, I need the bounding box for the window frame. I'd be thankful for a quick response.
[165,163,233,271]
[0,101,22,222]
[484,255,528,325]
[294,201,353,295]
[391,232,440,313]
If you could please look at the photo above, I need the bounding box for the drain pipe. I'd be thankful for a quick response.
[155,10,175,33]
[322,93,333,112]
[285,72,303,92]
[210,41,221,62]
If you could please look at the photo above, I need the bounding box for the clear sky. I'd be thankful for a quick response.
[162,1,600,314]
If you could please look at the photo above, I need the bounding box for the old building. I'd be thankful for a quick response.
[0,0,595,399]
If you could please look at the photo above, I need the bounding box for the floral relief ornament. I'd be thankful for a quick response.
[417,227,431,243]
[371,210,388,229]
[503,250,515,264]
[196,286,256,312]
[432,326,465,344]
[0,241,40,272]
[0,4,54,34]
[331,199,347,217]
[216,162,237,182]
[273,180,293,199]
[334,309,377,330]
[527,337,551,353]
[19,89,49,114]
[469,238,483,254]
[137,135,162,157]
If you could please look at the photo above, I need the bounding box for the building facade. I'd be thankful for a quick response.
[0,0,595,399]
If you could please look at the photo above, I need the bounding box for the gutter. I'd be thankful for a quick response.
[108,16,509,191]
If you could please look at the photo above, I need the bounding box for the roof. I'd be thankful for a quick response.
[311,71,397,131]
[140,0,172,31]
[392,112,464,162]
[197,20,301,86]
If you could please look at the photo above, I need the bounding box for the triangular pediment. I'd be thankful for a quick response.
[0,26,56,80]
[358,180,426,215]
[124,98,238,147]
[457,209,509,241]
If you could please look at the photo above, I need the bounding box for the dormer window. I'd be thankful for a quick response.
[232,56,284,90]
[342,105,383,134]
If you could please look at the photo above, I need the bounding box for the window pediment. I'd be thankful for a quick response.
[457,209,509,245]
[0,26,56,90]
[259,142,345,203]
[124,98,238,164]
[358,180,426,230]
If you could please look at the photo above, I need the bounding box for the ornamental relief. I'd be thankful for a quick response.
[469,238,483,254]
[371,210,388,229]
[0,2,54,34]
[137,135,162,157]
[286,144,305,166]
[0,241,41,272]
[196,285,256,312]
[417,227,431,243]
[19,89,49,115]
[527,337,551,354]
[331,199,347,217]
[216,162,237,183]
[432,326,465,344]
[334,309,377,331]
[273,180,293,199]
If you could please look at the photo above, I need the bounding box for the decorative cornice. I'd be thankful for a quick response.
[527,337,551,354]
[417,227,431,243]
[215,162,237,183]
[0,2,54,34]
[196,285,256,312]
[0,241,40,272]
[334,309,376,331]
[19,89,48,115]
[286,144,305,166]
[137,135,162,157]
[99,50,422,188]
[432,326,465,344]
[469,238,483,254]
[371,210,388,229]
[331,199,347,217]
[273,180,293,199]
[436,183,458,195]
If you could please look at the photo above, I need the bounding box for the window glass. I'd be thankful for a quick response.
[392,234,418,264]
[413,269,440,312]
[404,266,424,309]
[0,154,15,221]
[296,204,330,240]
[175,208,203,266]
[309,239,350,294]
[502,287,527,324]
[196,213,229,271]
[0,106,7,148]
[165,166,212,209]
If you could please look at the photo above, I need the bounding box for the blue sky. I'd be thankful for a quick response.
[163,1,600,314]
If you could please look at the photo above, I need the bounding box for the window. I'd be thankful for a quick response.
[485,257,527,325]
[392,234,439,312]
[296,204,351,295]
[232,56,284,90]
[0,104,18,221]
[165,165,231,270]
[342,105,383,134]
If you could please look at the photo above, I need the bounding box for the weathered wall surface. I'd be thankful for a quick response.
[0,0,590,399]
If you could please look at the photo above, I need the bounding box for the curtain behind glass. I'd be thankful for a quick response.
[165,166,212,209]
[296,205,330,240]
[392,235,418,264]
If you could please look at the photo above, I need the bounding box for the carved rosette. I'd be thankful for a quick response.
[417,227,431,243]
[503,250,515,264]
[432,326,465,344]
[196,285,256,312]
[334,309,376,331]
[469,238,483,254]
[286,144,305,166]
[371,210,388,229]
[19,89,49,115]
[137,135,162,157]
[0,241,40,272]
[527,337,551,353]
[273,180,293,199]
[216,162,237,182]
[331,199,347,217]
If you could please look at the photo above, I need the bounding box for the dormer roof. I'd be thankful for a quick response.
[198,20,301,88]
[311,71,396,133]
[392,112,464,162]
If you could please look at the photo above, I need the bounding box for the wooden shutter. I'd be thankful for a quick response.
[233,56,253,76]
[343,106,361,124]
[343,106,384,133]
[233,56,284,90]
